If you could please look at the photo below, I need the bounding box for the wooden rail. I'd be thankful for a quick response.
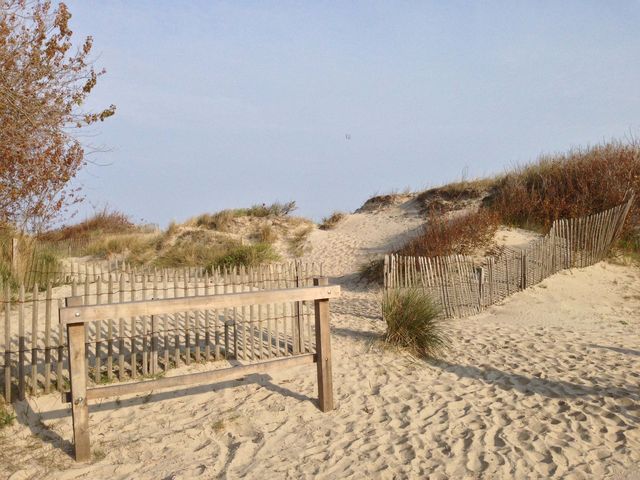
[60,278,340,462]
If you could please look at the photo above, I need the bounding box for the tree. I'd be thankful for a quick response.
[0,0,115,231]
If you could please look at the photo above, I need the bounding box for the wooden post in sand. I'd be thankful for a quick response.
[313,277,334,412]
[65,296,91,462]
[11,238,19,278]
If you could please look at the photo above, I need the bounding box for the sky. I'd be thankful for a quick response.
[64,1,640,227]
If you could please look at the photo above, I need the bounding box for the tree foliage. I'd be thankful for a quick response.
[0,0,115,231]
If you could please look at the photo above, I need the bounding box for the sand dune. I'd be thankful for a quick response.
[1,206,639,479]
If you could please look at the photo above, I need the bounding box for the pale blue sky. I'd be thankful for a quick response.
[65,1,640,226]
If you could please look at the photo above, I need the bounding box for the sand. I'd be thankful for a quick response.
[1,204,639,479]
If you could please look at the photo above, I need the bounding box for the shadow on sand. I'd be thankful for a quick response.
[432,359,640,406]
[14,373,314,459]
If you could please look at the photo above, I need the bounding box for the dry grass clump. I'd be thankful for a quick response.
[416,179,495,214]
[39,208,137,242]
[0,403,14,429]
[149,229,278,270]
[486,140,640,232]
[254,224,278,244]
[319,211,346,230]
[357,194,401,213]
[193,202,297,232]
[288,224,313,257]
[0,230,63,289]
[84,233,160,261]
[240,201,297,218]
[398,209,500,258]
[382,288,448,359]
[193,210,236,232]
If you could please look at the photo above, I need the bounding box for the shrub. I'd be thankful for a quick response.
[415,179,496,214]
[397,209,499,258]
[382,288,448,359]
[485,140,640,233]
[39,208,136,242]
[319,212,345,230]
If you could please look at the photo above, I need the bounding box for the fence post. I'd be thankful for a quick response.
[11,238,19,277]
[293,263,303,354]
[64,296,91,462]
[313,277,334,412]
[477,267,485,310]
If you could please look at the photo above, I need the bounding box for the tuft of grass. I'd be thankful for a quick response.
[415,179,496,214]
[254,224,278,244]
[93,448,107,462]
[382,288,449,359]
[212,419,225,432]
[241,201,297,217]
[0,403,15,429]
[358,257,385,285]
[397,209,499,258]
[319,212,346,230]
[194,210,236,232]
[288,225,313,257]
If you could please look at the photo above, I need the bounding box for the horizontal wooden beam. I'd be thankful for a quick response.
[82,354,316,401]
[60,285,340,325]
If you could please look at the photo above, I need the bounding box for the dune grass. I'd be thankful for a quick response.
[319,211,346,230]
[382,288,448,359]
[0,403,14,429]
[485,140,640,233]
[39,208,139,242]
[193,201,297,232]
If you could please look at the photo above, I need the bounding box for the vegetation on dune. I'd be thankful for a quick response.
[382,288,448,359]
[287,224,313,257]
[415,178,496,214]
[398,209,500,258]
[39,209,141,243]
[0,403,14,429]
[193,201,297,232]
[319,211,346,230]
[0,227,63,290]
[484,140,640,234]
[147,230,278,271]
[358,139,640,285]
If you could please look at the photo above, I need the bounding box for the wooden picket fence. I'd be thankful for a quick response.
[384,195,634,318]
[1,261,323,402]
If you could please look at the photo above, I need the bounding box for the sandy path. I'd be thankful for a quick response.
[1,208,639,479]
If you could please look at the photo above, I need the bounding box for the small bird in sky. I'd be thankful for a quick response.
[345,133,351,140]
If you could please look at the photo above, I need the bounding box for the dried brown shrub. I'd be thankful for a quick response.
[397,209,500,258]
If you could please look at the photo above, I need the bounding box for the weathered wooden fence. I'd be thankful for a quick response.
[384,195,634,318]
[62,277,339,461]
[1,261,323,402]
